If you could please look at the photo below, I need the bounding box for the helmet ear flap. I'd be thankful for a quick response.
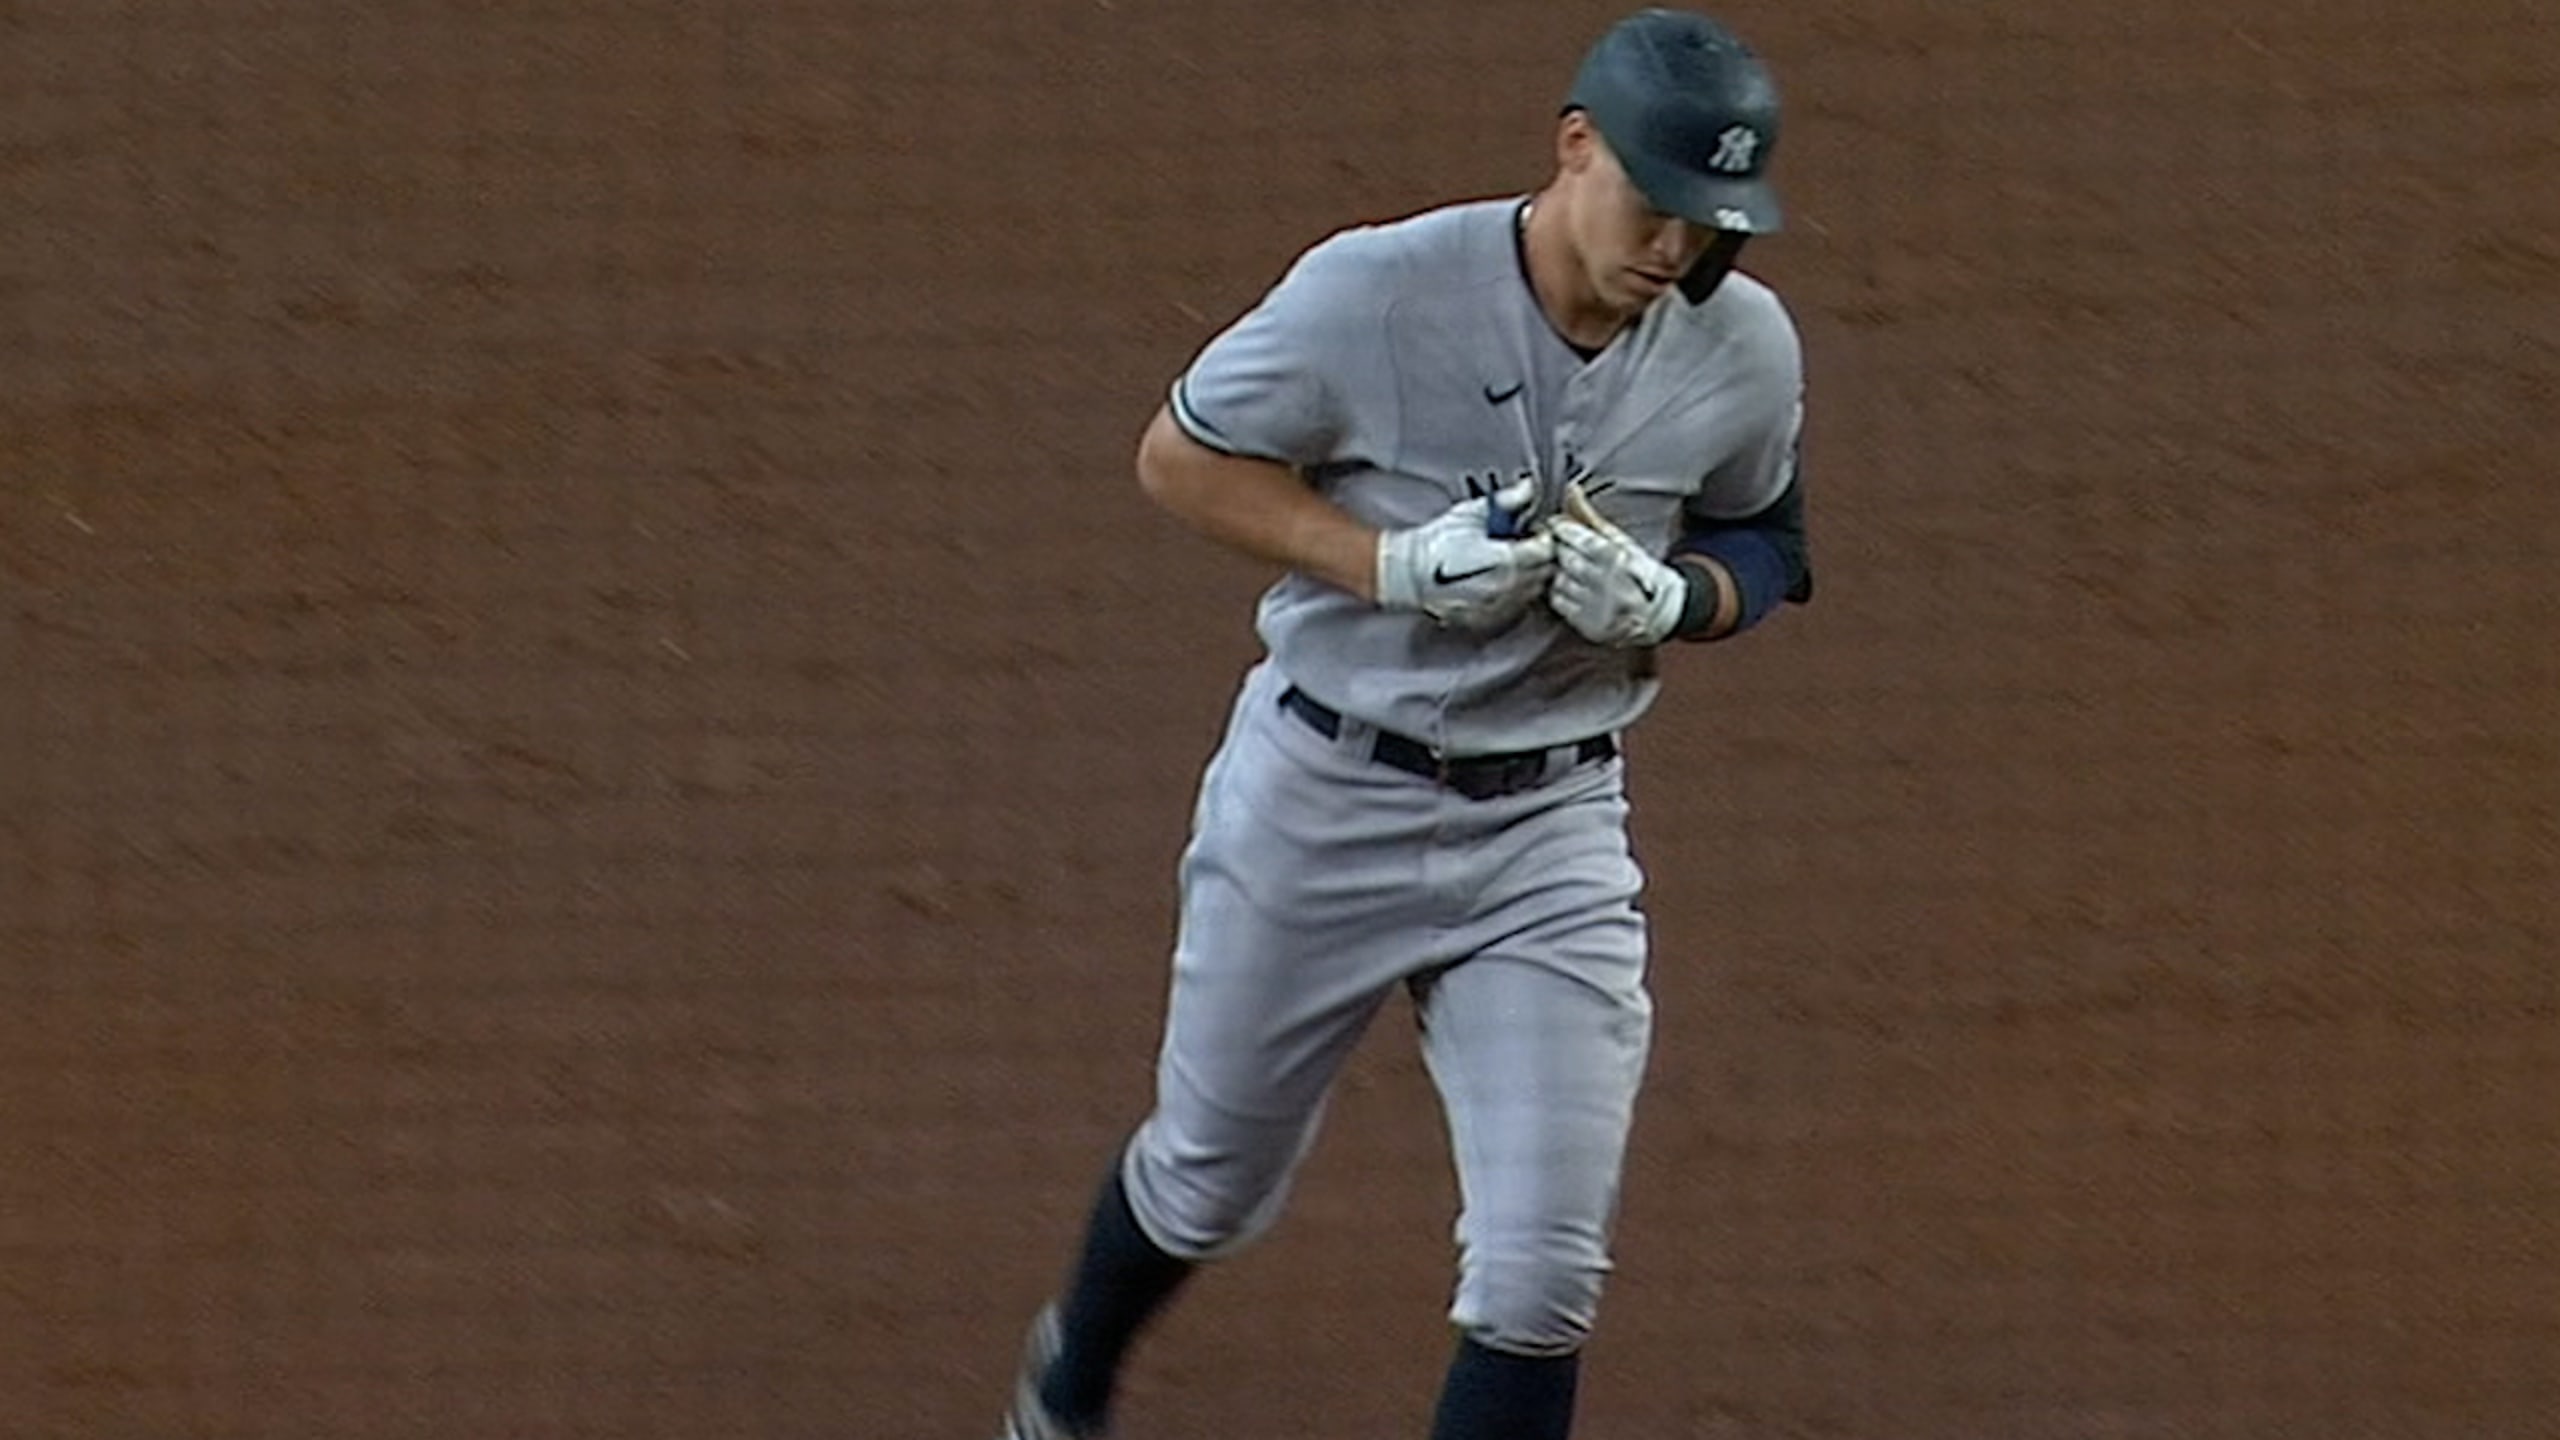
[1680,230,1750,303]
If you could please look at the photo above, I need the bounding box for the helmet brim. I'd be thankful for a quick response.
[1616,141,1784,235]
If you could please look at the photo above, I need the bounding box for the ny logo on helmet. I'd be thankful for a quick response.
[1709,124,1762,175]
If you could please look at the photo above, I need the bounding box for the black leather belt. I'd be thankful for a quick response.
[1278,685,1616,801]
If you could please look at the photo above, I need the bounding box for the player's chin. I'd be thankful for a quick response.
[1619,267,1677,304]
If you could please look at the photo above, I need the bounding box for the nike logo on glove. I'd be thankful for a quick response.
[1482,382,1524,405]
[1434,561,1499,584]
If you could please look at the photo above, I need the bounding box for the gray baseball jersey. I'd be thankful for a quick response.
[1172,196,1804,753]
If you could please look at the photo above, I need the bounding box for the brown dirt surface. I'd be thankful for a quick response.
[5,2,2555,1437]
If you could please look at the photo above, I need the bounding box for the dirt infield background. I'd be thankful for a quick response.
[5,2,2556,1437]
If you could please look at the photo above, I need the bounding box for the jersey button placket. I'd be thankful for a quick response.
[1554,392,1589,484]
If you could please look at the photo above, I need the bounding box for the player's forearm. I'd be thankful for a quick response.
[1668,480,1812,642]
[1136,406,1380,600]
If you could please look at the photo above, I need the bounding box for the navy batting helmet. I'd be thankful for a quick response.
[1567,8,1783,235]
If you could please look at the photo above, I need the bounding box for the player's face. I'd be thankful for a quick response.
[1558,116,1718,314]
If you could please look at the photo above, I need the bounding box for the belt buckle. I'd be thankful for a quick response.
[1443,750,1541,802]
[1428,749,1465,794]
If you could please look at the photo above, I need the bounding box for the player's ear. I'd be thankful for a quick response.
[1555,108,1597,176]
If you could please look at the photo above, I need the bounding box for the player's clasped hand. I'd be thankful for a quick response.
[1544,483,1689,647]
[1375,478,1558,629]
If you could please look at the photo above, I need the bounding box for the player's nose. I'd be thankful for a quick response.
[1651,217,1712,270]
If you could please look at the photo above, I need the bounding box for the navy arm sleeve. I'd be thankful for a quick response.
[1667,472,1812,641]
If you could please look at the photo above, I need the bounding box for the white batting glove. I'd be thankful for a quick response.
[1375,479,1557,629]
[1545,484,1688,647]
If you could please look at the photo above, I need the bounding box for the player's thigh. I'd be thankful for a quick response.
[1412,914,1652,1350]
[1152,854,1404,1138]
[1416,940,1653,1238]
[1156,673,1432,1129]
[1131,877,1405,1257]
[1132,671,1433,1249]
[1415,793,1653,1250]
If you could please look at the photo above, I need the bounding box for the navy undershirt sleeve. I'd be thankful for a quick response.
[1670,478,1811,640]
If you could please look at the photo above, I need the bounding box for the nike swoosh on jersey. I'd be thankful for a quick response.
[1482,382,1524,405]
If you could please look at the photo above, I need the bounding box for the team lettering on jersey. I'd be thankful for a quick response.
[1463,452,1591,496]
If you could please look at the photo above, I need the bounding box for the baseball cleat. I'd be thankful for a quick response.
[997,1302,1100,1440]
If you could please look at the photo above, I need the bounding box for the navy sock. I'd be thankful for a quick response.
[1429,1337,1580,1440]
[1038,1163,1195,1430]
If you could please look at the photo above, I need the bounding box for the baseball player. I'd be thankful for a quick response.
[994,10,1811,1439]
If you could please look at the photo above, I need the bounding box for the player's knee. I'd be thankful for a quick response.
[1121,1121,1300,1262]
[1449,1255,1606,1357]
